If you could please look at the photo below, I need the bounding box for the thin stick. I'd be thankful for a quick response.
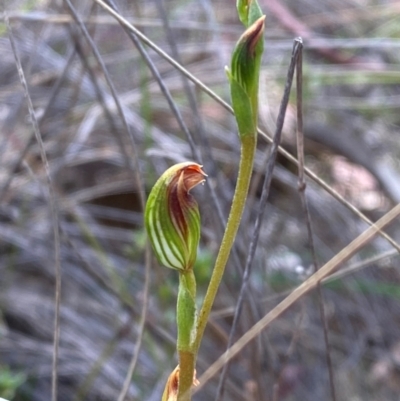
[326,249,399,282]
[294,41,337,401]
[92,0,400,254]
[215,39,303,401]
[5,14,62,401]
[194,200,400,392]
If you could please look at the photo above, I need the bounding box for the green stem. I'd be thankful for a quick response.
[181,269,196,300]
[177,270,196,401]
[194,134,257,354]
[177,271,196,352]
[177,350,195,401]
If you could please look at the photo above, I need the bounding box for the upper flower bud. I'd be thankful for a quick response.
[145,162,207,271]
[226,15,265,137]
[230,15,265,101]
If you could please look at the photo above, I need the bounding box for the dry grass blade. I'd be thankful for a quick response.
[294,41,336,401]
[325,249,400,282]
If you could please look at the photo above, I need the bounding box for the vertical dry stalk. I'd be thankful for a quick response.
[294,41,337,401]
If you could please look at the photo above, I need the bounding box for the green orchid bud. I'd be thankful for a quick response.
[227,15,265,138]
[145,162,207,271]
[237,0,263,27]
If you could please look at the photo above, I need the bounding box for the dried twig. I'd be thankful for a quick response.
[294,41,336,401]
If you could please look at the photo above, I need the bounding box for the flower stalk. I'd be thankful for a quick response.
[194,2,265,354]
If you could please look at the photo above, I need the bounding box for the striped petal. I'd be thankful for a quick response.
[145,162,206,271]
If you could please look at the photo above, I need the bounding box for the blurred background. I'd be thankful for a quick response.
[1,0,400,400]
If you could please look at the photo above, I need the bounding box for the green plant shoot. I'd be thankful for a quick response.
[144,162,206,400]
[194,1,265,357]
[227,14,266,135]
[145,1,265,399]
